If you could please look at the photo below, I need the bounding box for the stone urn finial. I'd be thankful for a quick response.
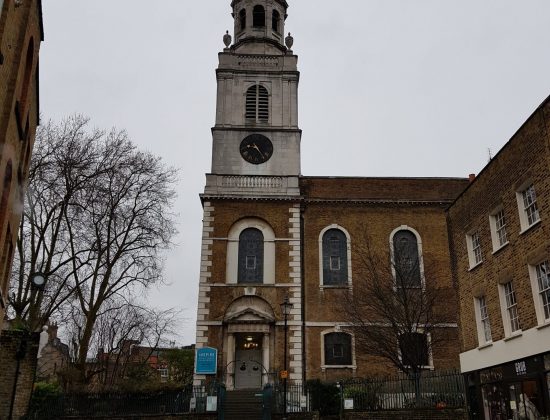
[223,30,232,48]
[285,32,294,50]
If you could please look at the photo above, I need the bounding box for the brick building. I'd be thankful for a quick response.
[447,96,550,418]
[0,0,43,323]
[193,0,469,390]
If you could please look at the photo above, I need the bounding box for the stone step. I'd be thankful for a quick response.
[223,389,265,419]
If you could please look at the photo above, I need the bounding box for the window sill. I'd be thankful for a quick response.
[321,365,357,370]
[503,331,523,342]
[477,342,493,350]
[536,321,550,330]
[492,242,509,255]
[519,219,541,236]
[402,364,435,371]
[468,261,483,272]
[320,285,351,290]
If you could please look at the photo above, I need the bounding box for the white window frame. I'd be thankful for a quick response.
[466,231,483,269]
[320,328,357,370]
[489,208,508,252]
[516,183,540,232]
[389,226,426,291]
[498,281,521,337]
[226,218,276,285]
[318,225,352,289]
[474,296,492,346]
[528,260,550,325]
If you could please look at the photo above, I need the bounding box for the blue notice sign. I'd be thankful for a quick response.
[195,347,218,375]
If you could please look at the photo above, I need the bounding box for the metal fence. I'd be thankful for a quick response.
[27,383,224,419]
[339,369,466,411]
[28,371,465,418]
[271,383,310,414]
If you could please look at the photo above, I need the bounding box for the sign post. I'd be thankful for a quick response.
[195,347,218,375]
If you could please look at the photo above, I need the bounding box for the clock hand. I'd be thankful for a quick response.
[252,144,264,158]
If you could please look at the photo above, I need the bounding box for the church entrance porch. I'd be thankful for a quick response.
[223,296,276,390]
[234,333,263,389]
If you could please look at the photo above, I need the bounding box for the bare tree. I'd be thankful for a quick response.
[343,233,456,402]
[8,115,178,383]
[65,298,180,389]
[9,117,106,331]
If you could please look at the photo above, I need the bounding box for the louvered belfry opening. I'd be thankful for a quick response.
[245,85,269,124]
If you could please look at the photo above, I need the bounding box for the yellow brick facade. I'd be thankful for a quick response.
[0,0,43,323]
[447,96,550,417]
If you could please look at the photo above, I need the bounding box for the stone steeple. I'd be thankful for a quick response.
[230,0,289,54]
[204,0,301,197]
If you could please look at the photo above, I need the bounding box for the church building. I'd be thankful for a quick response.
[194,0,469,389]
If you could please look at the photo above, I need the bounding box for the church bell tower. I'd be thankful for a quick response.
[205,0,301,197]
[194,0,304,390]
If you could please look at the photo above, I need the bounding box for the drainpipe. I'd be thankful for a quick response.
[300,201,306,386]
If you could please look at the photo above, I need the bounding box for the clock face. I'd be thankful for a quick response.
[240,134,273,165]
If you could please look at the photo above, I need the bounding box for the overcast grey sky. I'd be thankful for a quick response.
[40,1,550,344]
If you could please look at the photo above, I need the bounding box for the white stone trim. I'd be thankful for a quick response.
[226,218,276,285]
[194,203,214,387]
[287,204,303,380]
[197,321,223,326]
[318,224,352,289]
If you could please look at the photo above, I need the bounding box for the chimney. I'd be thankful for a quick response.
[469,174,476,182]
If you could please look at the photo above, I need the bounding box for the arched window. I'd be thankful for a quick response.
[253,5,265,27]
[20,38,35,113]
[324,332,352,366]
[392,229,422,288]
[272,10,280,32]
[322,229,348,286]
[239,9,247,31]
[399,332,430,368]
[0,226,13,286]
[245,85,269,123]
[0,161,13,235]
[238,228,264,284]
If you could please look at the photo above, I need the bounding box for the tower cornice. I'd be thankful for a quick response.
[231,0,289,8]
[231,36,288,54]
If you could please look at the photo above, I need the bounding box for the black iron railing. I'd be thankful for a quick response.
[27,383,225,419]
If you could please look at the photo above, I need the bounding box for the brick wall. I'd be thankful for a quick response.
[301,177,469,380]
[447,95,550,354]
[197,176,470,385]
[0,329,39,419]
[0,0,43,323]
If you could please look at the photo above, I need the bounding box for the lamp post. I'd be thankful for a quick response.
[28,272,47,330]
[280,295,293,420]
